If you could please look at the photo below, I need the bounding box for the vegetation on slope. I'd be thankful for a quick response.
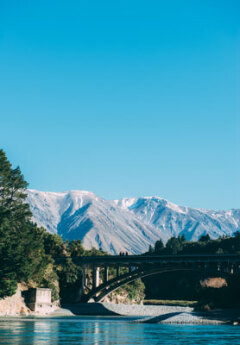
[145,233,240,309]
[0,149,52,298]
[143,300,197,307]
[0,149,143,303]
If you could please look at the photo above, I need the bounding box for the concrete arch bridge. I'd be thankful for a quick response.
[55,254,240,302]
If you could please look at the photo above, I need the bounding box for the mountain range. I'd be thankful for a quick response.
[27,190,240,254]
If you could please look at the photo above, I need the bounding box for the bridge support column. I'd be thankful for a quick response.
[117,265,120,277]
[83,268,88,287]
[93,266,100,289]
[104,265,109,283]
[232,264,239,274]
[223,265,231,274]
[76,267,85,302]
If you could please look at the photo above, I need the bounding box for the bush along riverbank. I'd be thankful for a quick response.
[143,300,198,307]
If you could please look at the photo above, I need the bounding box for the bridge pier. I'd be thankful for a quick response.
[93,266,100,289]
[82,267,86,286]
[76,267,86,302]
[232,264,240,274]
[116,264,120,277]
[104,265,109,283]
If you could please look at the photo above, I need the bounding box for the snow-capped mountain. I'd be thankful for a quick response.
[27,190,240,254]
[116,197,240,241]
[27,190,167,254]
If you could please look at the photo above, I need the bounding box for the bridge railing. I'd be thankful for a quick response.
[54,253,240,265]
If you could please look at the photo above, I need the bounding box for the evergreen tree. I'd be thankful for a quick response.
[199,234,211,242]
[165,235,185,255]
[0,149,51,298]
[0,149,12,220]
[148,244,154,253]
[57,258,82,302]
[42,231,66,257]
[67,239,85,257]
[0,149,31,224]
[154,239,164,253]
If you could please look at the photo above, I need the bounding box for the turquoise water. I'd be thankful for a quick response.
[0,316,240,345]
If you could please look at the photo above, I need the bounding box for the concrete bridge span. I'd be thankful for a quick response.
[55,254,240,302]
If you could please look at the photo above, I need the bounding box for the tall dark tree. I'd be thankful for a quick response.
[154,239,164,253]
[0,150,31,223]
[0,149,51,298]
[68,240,85,257]
[165,235,185,255]
[199,234,211,242]
[148,244,154,253]
[0,149,12,220]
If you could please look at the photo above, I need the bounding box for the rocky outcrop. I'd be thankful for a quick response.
[0,284,31,316]
[0,284,59,316]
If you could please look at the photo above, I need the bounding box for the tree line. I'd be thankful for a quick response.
[145,233,240,309]
[148,232,240,256]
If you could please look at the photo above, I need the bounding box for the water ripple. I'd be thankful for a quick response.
[0,317,240,345]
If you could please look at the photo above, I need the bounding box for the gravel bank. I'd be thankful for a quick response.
[101,303,193,316]
[53,303,239,324]
[56,303,193,317]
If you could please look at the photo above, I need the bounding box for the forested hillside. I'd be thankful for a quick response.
[0,149,143,303]
[144,234,240,309]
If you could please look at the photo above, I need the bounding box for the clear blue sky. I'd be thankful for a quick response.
[0,0,239,210]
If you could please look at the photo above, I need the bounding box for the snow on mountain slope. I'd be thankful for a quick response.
[27,190,166,254]
[116,197,240,241]
[27,190,240,254]
[27,190,66,234]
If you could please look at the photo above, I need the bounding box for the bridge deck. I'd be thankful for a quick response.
[55,254,240,265]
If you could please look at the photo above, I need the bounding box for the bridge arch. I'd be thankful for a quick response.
[82,267,202,302]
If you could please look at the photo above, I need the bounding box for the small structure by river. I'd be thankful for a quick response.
[26,288,53,313]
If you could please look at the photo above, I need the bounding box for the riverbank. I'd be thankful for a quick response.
[0,284,59,317]
[1,296,240,325]
[50,303,240,325]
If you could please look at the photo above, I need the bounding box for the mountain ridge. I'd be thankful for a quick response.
[27,189,240,254]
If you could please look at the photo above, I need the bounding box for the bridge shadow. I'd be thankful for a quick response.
[61,303,120,316]
[138,309,240,324]
[138,312,184,323]
[196,308,240,324]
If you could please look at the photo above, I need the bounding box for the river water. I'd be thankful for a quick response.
[0,316,240,345]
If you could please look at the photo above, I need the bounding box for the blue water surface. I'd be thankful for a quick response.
[0,316,240,345]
